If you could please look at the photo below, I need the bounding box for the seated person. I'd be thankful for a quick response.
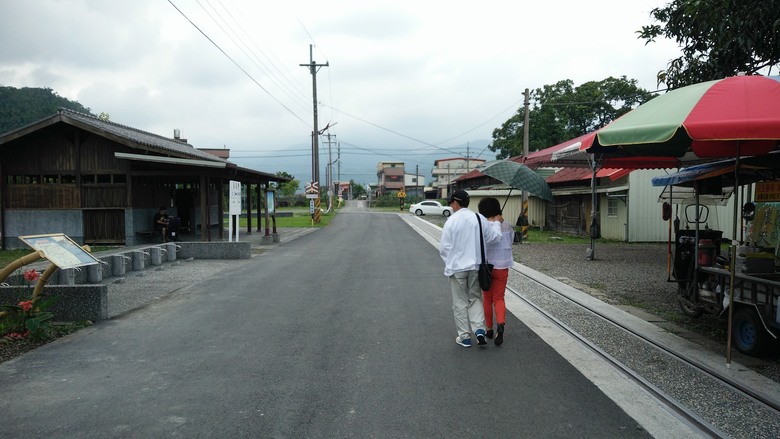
[153,206,170,242]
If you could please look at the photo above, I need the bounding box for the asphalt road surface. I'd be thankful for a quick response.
[0,204,661,438]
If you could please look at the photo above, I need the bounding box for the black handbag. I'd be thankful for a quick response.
[476,213,493,291]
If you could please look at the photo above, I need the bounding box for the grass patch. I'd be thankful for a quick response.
[228,207,337,228]
[0,249,35,268]
[521,229,594,244]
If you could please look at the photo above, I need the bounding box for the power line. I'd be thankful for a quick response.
[167,0,309,126]
[435,97,525,145]
[321,104,463,156]
[212,0,312,107]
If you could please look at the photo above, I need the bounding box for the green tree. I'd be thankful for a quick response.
[278,173,300,205]
[638,0,780,89]
[350,180,367,198]
[489,77,653,158]
[0,86,93,134]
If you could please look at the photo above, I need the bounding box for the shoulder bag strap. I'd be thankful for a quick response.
[476,212,487,264]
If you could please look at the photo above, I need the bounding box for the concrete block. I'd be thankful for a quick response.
[0,285,108,322]
[272,233,280,243]
[177,242,250,259]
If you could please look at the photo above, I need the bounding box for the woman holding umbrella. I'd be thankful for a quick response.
[477,197,515,346]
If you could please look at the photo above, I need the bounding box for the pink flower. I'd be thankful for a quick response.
[19,300,33,312]
[23,269,40,282]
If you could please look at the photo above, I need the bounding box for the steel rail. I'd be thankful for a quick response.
[511,266,780,414]
[504,281,725,438]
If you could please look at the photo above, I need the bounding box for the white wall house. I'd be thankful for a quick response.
[431,157,486,199]
[466,189,547,231]
[404,173,425,199]
[595,169,738,243]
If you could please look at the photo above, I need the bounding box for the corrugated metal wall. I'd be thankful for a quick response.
[467,190,546,229]
[624,169,740,243]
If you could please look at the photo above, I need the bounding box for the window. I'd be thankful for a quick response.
[607,198,619,217]
[81,174,126,184]
[7,175,40,184]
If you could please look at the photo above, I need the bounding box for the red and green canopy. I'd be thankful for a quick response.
[583,75,780,160]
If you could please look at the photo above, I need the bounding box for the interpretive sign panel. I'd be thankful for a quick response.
[20,233,100,269]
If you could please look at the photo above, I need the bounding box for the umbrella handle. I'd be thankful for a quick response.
[502,188,513,212]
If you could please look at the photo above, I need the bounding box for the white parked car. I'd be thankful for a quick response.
[409,200,452,217]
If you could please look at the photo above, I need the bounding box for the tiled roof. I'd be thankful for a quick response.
[57,108,228,163]
[546,167,631,184]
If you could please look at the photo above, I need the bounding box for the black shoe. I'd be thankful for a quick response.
[475,329,487,346]
[495,323,505,346]
[486,329,494,339]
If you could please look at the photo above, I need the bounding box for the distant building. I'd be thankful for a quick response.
[376,161,405,195]
[404,173,425,199]
[335,181,351,199]
[431,157,486,199]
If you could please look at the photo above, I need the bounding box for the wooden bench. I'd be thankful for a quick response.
[135,230,158,238]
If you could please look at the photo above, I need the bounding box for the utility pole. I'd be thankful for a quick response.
[447,163,451,198]
[300,44,328,222]
[325,132,336,212]
[521,88,530,242]
[466,143,470,171]
[416,165,419,201]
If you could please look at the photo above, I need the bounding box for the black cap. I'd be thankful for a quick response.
[447,189,469,205]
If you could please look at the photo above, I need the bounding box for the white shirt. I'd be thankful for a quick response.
[439,207,503,277]
[486,221,515,269]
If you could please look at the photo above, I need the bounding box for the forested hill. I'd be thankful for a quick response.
[0,86,93,135]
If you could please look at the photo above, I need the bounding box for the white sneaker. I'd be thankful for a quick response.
[455,336,472,348]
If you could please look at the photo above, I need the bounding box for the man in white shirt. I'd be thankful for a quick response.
[439,190,503,348]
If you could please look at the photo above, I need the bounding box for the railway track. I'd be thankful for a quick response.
[403,214,780,438]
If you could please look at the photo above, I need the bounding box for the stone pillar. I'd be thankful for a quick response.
[132,251,145,271]
[58,268,76,286]
[87,264,103,284]
[165,243,177,262]
[112,255,127,277]
[151,247,162,266]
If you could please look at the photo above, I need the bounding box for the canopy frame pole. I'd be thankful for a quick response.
[587,154,598,261]
[726,145,741,366]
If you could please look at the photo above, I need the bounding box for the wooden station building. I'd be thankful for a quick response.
[0,108,289,249]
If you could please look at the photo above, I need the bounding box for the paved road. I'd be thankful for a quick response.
[1,204,678,438]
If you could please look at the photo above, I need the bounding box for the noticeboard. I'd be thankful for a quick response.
[267,190,275,214]
[19,233,100,269]
[229,180,242,215]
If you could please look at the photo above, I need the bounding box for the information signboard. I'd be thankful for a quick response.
[229,180,241,215]
[19,233,100,269]
[267,190,275,214]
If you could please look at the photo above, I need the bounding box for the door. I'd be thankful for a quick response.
[83,209,125,244]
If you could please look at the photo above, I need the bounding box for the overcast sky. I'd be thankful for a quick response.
[1,0,680,186]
